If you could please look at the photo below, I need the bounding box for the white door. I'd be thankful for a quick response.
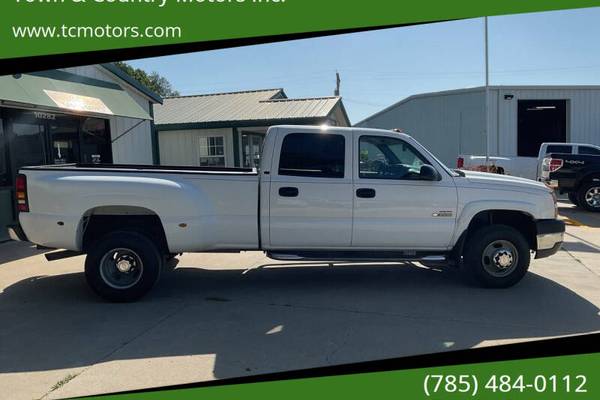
[269,130,353,249]
[352,133,458,250]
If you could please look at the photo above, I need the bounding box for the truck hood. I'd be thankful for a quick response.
[459,170,551,193]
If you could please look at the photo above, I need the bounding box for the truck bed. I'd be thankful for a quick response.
[18,163,260,252]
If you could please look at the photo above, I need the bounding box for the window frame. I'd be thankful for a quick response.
[198,135,226,167]
[358,135,432,181]
[277,132,346,179]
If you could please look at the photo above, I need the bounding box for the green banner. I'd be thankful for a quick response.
[2,0,600,60]
[87,353,599,399]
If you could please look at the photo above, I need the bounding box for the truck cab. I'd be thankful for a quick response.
[260,126,457,252]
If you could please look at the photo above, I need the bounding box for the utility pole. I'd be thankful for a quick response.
[484,16,490,167]
[334,71,341,96]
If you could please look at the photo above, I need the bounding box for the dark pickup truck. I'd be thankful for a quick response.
[542,153,600,212]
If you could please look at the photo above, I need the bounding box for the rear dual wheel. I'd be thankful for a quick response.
[85,231,162,302]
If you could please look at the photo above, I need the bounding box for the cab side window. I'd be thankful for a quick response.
[278,133,345,178]
[359,136,430,180]
[579,146,600,155]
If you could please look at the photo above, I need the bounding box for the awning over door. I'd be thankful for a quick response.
[0,70,152,120]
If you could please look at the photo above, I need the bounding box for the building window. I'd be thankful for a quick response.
[10,120,47,172]
[80,117,112,164]
[278,132,345,178]
[198,136,225,167]
[242,133,263,168]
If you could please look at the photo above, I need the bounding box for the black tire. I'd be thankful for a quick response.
[463,225,530,288]
[577,182,600,212]
[568,192,580,207]
[85,231,162,302]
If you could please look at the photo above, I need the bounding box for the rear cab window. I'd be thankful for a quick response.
[545,145,573,154]
[278,132,346,178]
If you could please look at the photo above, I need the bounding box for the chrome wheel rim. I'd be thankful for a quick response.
[481,240,518,277]
[99,248,143,289]
[584,186,600,208]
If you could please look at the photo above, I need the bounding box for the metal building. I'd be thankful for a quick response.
[356,85,600,166]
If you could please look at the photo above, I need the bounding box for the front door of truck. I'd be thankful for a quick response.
[268,129,353,248]
[352,133,457,249]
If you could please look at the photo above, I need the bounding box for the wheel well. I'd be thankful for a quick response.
[80,206,168,254]
[463,210,537,250]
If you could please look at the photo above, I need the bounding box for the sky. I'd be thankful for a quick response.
[129,7,600,124]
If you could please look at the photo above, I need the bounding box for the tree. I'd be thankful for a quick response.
[114,61,180,97]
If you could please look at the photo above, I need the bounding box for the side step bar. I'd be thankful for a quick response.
[267,251,448,263]
[45,250,83,262]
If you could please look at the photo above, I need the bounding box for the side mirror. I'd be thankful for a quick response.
[419,165,440,181]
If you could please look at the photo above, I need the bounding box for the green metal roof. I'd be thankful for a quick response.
[0,70,152,120]
[154,89,348,127]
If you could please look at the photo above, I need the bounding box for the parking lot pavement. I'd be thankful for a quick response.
[0,208,599,399]
[558,201,600,276]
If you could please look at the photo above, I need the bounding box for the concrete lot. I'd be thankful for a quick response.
[0,201,599,399]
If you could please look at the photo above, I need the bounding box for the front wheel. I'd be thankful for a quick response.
[85,231,162,302]
[463,225,530,288]
[578,182,600,212]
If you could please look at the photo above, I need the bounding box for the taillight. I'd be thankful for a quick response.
[15,174,29,213]
[549,158,564,172]
[457,157,464,169]
[542,158,564,174]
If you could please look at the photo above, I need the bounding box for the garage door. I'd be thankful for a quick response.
[518,100,567,157]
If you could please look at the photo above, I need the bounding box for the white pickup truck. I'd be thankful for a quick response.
[9,125,565,302]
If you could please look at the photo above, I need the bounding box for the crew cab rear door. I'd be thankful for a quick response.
[351,131,458,249]
[268,127,353,249]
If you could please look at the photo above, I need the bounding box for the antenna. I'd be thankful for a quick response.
[334,71,341,96]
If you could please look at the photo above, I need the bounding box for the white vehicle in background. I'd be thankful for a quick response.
[457,142,600,181]
[457,155,537,180]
